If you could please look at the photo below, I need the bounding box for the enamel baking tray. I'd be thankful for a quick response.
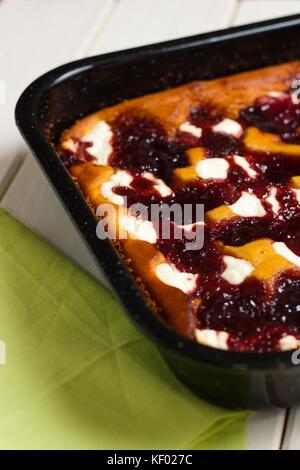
[16,14,300,409]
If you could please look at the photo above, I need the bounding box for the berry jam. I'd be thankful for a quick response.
[157,235,224,275]
[189,106,241,156]
[61,87,300,352]
[281,223,300,256]
[173,181,239,213]
[109,109,188,181]
[210,188,300,246]
[114,173,173,208]
[252,151,300,183]
[240,92,300,143]
[196,272,300,352]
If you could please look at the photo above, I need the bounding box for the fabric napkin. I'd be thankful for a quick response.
[0,208,249,450]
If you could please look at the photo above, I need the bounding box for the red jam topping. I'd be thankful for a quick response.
[114,173,173,208]
[196,272,300,352]
[109,110,188,181]
[61,85,300,352]
[189,107,241,156]
[240,91,300,144]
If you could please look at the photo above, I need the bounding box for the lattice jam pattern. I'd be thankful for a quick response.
[59,61,300,352]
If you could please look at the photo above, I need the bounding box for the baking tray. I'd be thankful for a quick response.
[15,14,300,409]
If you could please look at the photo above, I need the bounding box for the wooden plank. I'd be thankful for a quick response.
[282,407,300,450]
[87,0,237,55]
[0,0,113,167]
[247,410,286,450]
[235,0,300,25]
[0,154,23,201]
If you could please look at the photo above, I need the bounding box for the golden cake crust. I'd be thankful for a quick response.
[59,60,300,349]
[62,60,300,143]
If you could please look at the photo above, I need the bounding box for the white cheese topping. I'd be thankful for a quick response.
[63,139,77,153]
[292,188,300,204]
[195,329,229,350]
[196,158,229,180]
[272,242,300,268]
[212,118,243,138]
[175,221,205,232]
[119,214,157,244]
[265,187,280,214]
[233,155,257,178]
[142,172,174,197]
[155,263,198,295]
[101,170,133,206]
[267,91,286,99]
[229,192,266,217]
[279,335,300,351]
[221,255,254,285]
[179,121,202,138]
[82,120,113,165]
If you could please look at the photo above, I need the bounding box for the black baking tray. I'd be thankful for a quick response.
[16,14,300,409]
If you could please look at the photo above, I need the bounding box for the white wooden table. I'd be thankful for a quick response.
[1,0,300,450]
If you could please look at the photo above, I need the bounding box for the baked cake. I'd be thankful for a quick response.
[59,60,300,353]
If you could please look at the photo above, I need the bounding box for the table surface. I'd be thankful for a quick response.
[1,0,300,450]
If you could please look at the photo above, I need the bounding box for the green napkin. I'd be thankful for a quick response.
[0,208,249,450]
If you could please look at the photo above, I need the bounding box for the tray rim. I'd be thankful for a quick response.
[15,13,300,371]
